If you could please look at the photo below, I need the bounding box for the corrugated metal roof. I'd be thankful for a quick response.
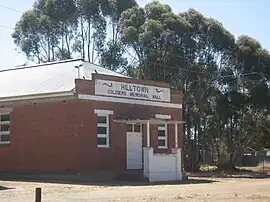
[0,59,128,98]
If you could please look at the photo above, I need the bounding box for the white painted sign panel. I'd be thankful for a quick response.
[95,79,171,102]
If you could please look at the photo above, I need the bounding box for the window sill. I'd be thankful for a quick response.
[97,145,110,148]
[0,141,10,145]
[158,146,168,149]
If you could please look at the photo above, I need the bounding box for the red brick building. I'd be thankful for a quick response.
[0,59,184,182]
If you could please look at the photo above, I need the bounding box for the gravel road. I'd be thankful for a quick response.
[0,177,270,202]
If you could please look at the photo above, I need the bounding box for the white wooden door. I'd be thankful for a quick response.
[126,132,143,169]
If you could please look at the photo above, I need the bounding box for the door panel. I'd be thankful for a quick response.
[126,132,142,169]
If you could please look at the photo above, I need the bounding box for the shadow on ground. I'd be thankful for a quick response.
[0,173,217,187]
[188,171,270,179]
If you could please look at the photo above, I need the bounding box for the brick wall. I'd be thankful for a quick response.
[0,75,183,172]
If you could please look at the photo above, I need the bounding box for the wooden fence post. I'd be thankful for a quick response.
[35,188,41,202]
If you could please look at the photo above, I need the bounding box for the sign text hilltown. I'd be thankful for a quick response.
[95,79,171,102]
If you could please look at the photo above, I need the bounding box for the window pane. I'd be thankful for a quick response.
[1,124,10,132]
[127,124,133,132]
[1,134,10,142]
[0,114,10,122]
[134,124,141,132]
[158,139,166,147]
[97,137,107,146]
[97,116,106,124]
[157,124,165,128]
[97,126,107,134]
[158,130,165,137]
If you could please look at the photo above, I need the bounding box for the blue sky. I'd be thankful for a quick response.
[0,0,269,70]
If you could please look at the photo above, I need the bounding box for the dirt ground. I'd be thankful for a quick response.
[0,177,270,202]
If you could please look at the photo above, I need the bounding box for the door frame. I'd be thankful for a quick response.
[126,123,143,170]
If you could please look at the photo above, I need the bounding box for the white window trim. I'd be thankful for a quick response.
[94,109,114,116]
[127,123,142,133]
[0,113,11,145]
[95,109,113,148]
[156,114,170,149]
[157,124,168,149]
[155,114,171,119]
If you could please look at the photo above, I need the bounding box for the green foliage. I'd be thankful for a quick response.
[12,0,136,65]
[12,9,50,62]
[100,40,128,70]
[101,0,138,70]
[119,1,270,170]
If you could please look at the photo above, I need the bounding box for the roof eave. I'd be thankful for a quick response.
[0,90,75,103]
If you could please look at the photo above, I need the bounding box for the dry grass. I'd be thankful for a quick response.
[242,162,270,173]
[200,162,270,173]
[199,165,218,172]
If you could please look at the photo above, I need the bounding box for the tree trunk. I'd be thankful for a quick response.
[61,23,64,59]
[186,110,192,171]
[47,34,50,62]
[91,36,95,63]
[192,124,198,172]
[87,21,91,62]
[65,27,71,59]
[80,17,85,59]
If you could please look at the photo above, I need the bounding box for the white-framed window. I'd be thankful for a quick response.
[157,124,168,148]
[0,113,11,144]
[94,109,113,148]
[155,114,171,149]
[127,123,142,132]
